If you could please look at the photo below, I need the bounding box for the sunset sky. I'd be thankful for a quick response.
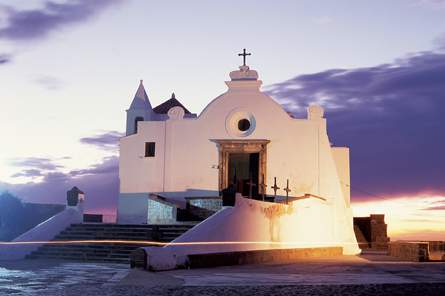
[0,0,444,240]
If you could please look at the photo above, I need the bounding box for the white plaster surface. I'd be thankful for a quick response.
[119,65,360,266]
[0,205,83,260]
[117,193,149,224]
[143,195,360,270]
[119,65,356,231]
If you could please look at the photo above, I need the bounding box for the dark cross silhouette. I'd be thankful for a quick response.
[271,177,280,199]
[283,179,291,204]
[238,48,251,66]
[232,168,237,186]
[246,175,256,199]
[259,174,267,201]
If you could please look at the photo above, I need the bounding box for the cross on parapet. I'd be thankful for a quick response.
[260,174,267,201]
[246,175,256,199]
[271,177,280,198]
[283,179,291,204]
[238,48,251,66]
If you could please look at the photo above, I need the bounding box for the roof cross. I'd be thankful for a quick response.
[238,48,251,66]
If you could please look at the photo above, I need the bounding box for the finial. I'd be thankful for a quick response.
[238,48,251,66]
[171,92,176,99]
[140,79,143,84]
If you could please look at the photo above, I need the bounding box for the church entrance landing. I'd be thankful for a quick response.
[214,140,269,199]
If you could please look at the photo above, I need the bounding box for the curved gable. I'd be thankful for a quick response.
[198,67,293,126]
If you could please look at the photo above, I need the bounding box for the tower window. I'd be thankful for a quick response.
[145,142,155,157]
[134,117,144,133]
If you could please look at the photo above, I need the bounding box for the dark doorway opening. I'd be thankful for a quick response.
[228,153,260,198]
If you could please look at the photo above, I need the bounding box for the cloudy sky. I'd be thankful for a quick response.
[0,0,444,239]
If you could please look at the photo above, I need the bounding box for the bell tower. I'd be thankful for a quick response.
[126,80,153,135]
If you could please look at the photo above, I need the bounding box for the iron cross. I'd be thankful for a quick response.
[238,48,251,66]
[271,177,280,199]
[232,168,237,186]
[283,179,291,204]
[246,175,256,199]
[259,174,267,201]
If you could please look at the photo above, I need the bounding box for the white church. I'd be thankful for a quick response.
[117,51,360,266]
[0,51,360,267]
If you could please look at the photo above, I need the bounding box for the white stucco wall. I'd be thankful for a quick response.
[143,195,360,271]
[117,193,149,224]
[332,147,351,207]
[0,205,83,260]
[120,121,166,194]
[118,67,355,247]
[117,66,360,265]
[119,79,325,202]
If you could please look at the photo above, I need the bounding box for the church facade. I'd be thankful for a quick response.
[118,60,351,228]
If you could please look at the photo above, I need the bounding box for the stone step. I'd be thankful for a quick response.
[57,231,190,237]
[42,244,148,249]
[37,248,146,255]
[61,229,154,233]
[58,230,186,236]
[26,254,129,263]
[30,248,137,257]
[53,235,174,242]
[35,247,139,254]
[68,223,195,229]
[27,223,195,263]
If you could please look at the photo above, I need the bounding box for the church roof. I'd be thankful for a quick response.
[129,80,152,110]
[153,93,191,114]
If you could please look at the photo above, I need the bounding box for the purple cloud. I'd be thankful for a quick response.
[423,205,445,210]
[10,157,64,170]
[0,53,11,64]
[3,133,121,214]
[11,169,42,178]
[267,51,445,200]
[422,199,445,210]
[79,131,123,151]
[0,0,121,41]
[70,156,118,176]
[4,50,445,216]
[34,75,64,90]
[2,156,118,214]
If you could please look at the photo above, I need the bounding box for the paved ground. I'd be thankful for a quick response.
[0,260,129,295]
[0,254,444,295]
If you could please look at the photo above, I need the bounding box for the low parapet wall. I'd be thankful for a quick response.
[388,241,441,262]
[131,246,343,270]
[188,246,343,269]
[0,206,83,260]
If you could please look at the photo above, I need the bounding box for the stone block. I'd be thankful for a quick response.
[388,241,430,262]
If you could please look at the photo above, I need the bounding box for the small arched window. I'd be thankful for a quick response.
[134,116,144,133]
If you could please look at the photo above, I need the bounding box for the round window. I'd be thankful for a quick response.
[238,119,251,131]
[225,109,256,137]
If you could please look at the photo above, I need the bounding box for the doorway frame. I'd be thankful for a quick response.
[212,139,270,194]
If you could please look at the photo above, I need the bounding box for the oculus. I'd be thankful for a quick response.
[225,109,256,137]
[238,119,251,131]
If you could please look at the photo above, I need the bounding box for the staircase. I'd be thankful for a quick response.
[26,223,196,264]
